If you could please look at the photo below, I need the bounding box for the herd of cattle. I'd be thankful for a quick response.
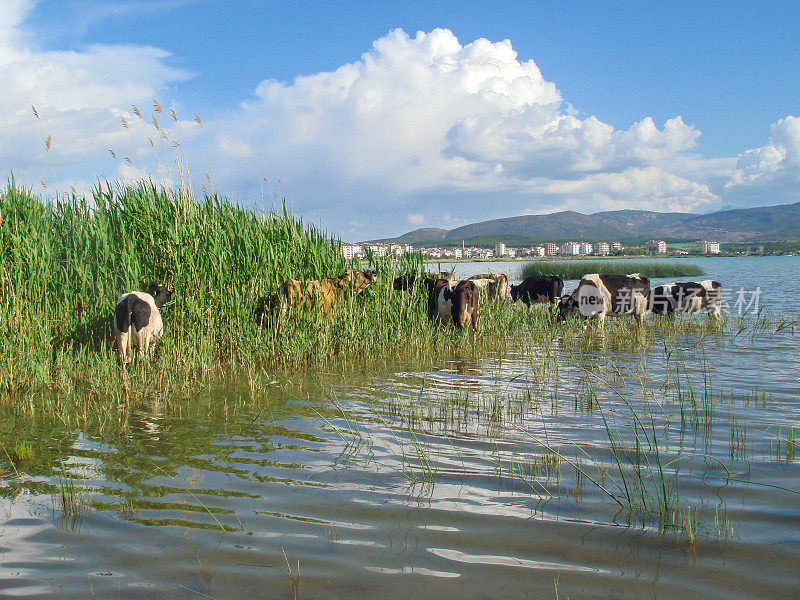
[392,271,721,330]
[112,269,722,362]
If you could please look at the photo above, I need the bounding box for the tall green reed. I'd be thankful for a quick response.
[1,180,508,409]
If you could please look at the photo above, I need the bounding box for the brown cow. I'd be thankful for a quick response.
[425,278,479,330]
[255,268,375,325]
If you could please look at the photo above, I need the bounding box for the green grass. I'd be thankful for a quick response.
[0,179,520,411]
[0,179,345,395]
[520,260,704,280]
[12,441,34,462]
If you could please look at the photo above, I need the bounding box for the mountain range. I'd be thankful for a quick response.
[375,201,800,245]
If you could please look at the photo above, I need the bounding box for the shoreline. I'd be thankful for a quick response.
[420,254,798,264]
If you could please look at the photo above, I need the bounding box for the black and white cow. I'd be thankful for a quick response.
[649,280,722,318]
[557,273,650,328]
[425,278,479,330]
[113,283,172,363]
[510,275,564,306]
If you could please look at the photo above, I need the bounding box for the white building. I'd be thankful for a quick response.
[341,243,363,260]
[596,242,610,255]
[703,241,721,254]
[561,242,581,255]
[365,244,388,257]
[388,244,414,256]
[579,242,593,255]
[507,248,517,258]
[531,246,546,257]
[646,240,667,253]
[494,242,506,257]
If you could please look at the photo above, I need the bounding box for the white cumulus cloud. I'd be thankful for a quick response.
[214,28,718,235]
[722,116,800,206]
[729,116,800,184]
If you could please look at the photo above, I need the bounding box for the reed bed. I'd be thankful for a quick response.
[0,180,520,408]
[520,260,704,280]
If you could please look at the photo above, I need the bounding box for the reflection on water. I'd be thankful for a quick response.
[1,257,799,599]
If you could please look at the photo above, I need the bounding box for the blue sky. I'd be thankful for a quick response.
[3,0,799,239]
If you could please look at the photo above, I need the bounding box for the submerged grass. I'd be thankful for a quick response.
[520,260,704,280]
[326,311,799,543]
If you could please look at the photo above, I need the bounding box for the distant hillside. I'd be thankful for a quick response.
[365,226,447,245]
[388,202,800,244]
[592,204,800,241]
[658,203,800,240]
[445,211,629,240]
[591,210,695,235]
[398,227,447,241]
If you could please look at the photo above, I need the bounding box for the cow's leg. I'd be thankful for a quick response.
[140,330,151,359]
[596,312,606,330]
[634,295,647,326]
[117,331,129,364]
[707,302,721,320]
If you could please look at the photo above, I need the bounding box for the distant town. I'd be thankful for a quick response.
[341,239,725,260]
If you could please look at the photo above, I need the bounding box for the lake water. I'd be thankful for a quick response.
[1,256,798,599]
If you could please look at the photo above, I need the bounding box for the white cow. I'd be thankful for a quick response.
[558,273,650,328]
[113,283,172,363]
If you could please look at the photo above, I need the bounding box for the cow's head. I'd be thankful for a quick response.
[430,271,455,283]
[342,268,376,292]
[509,284,519,302]
[556,294,580,322]
[393,272,414,290]
[358,270,377,290]
[422,276,438,294]
[146,283,173,308]
[452,281,478,329]
[354,269,376,292]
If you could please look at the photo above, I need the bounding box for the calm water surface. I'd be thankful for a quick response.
[1,256,798,599]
